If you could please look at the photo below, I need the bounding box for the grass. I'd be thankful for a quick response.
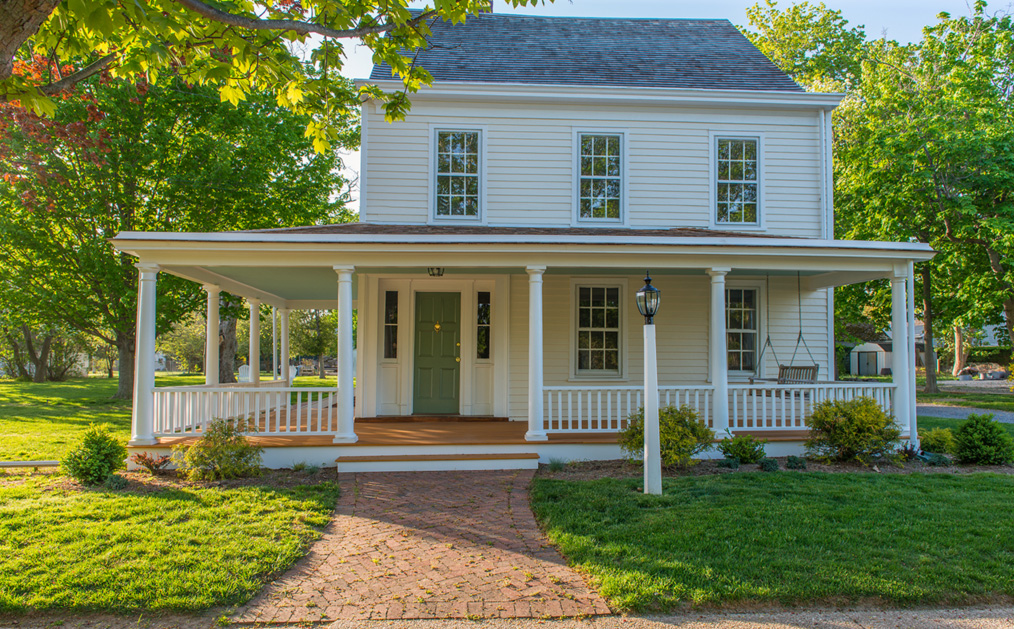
[919,415,1014,439]
[0,374,340,461]
[531,473,1014,612]
[917,390,1014,413]
[0,474,339,612]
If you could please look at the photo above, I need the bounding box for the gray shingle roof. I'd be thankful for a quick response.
[370,13,801,92]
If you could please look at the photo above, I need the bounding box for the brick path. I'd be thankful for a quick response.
[233,470,611,623]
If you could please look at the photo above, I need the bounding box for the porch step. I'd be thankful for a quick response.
[334,452,540,473]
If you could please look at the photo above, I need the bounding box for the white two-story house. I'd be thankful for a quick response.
[114,13,934,471]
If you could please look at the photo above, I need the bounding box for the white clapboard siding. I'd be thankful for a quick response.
[506,273,828,422]
[363,100,824,237]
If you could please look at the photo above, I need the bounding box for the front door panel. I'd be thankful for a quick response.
[413,292,461,414]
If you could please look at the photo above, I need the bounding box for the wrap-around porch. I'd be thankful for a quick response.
[113,226,933,467]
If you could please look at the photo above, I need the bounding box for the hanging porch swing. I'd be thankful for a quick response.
[749,272,820,385]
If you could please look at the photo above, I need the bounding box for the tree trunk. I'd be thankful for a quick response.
[318,353,326,379]
[115,338,134,400]
[952,326,967,376]
[0,0,60,82]
[219,302,237,384]
[4,331,31,379]
[21,325,53,383]
[920,265,939,394]
[1004,298,1014,347]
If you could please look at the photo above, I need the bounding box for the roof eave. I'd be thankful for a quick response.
[354,79,843,110]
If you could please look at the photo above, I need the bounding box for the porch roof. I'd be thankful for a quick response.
[111,223,935,309]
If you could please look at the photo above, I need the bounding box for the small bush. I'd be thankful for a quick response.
[129,451,172,474]
[292,461,308,472]
[62,424,127,485]
[953,414,1014,465]
[304,464,321,475]
[547,459,567,472]
[619,404,715,469]
[786,455,807,470]
[897,442,919,462]
[805,397,901,463]
[103,473,129,490]
[926,453,951,467]
[717,457,740,469]
[921,428,956,455]
[759,458,779,472]
[717,430,767,464]
[173,418,263,481]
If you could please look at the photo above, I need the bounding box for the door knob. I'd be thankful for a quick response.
[455,357,461,363]
[456,342,460,347]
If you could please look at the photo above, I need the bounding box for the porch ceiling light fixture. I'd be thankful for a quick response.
[427,267,445,277]
[636,271,661,325]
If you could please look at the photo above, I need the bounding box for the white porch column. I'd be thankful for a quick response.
[334,266,358,443]
[708,268,731,434]
[204,285,220,386]
[526,265,548,441]
[248,298,261,384]
[271,306,278,380]
[891,264,914,444]
[129,263,159,446]
[279,308,291,384]
[907,261,918,445]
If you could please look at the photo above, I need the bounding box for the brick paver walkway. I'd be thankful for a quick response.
[233,470,611,623]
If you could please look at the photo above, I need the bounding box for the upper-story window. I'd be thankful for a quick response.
[577,133,623,222]
[715,137,760,225]
[435,130,481,220]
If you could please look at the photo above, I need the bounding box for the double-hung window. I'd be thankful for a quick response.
[577,133,622,221]
[715,137,759,225]
[435,130,480,219]
[726,288,759,372]
[576,286,621,373]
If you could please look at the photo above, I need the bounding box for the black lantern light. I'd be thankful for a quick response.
[636,271,661,324]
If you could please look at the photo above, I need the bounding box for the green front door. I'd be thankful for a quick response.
[413,292,461,414]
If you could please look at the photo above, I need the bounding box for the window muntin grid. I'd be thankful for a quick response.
[477,291,491,360]
[726,288,758,371]
[578,134,622,220]
[716,138,759,224]
[383,291,398,359]
[577,286,620,372]
[435,130,480,218]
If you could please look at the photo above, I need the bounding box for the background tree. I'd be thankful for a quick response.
[0,74,354,398]
[157,314,207,373]
[289,310,339,379]
[2,0,548,149]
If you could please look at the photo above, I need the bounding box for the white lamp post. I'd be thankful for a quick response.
[636,272,662,495]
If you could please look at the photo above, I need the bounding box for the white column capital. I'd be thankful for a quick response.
[526,265,547,276]
[892,262,910,281]
[202,283,220,295]
[135,263,160,277]
[333,265,355,278]
[706,267,731,278]
[247,297,261,307]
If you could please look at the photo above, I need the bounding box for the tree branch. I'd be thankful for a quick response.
[37,53,116,96]
[171,0,438,40]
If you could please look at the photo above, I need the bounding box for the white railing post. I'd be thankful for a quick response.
[333,266,358,443]
[891,264,914,445]
[130,263,159,446]
[708,268,731,433]
[204,284,220,386]
[526,265,548,441]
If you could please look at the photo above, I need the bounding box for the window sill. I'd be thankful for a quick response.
[567,374,628,383]
[712,223,766,232]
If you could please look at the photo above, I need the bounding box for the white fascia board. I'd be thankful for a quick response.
[355,79,845,110]
[112,231,934,258]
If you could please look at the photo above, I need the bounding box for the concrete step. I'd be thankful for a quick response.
[334,452,540,472]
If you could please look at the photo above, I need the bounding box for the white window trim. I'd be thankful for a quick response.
[568,277,629,381]
[708,131,766,231]
[725,278,767,381]
[571,128,629,227]
[428,124,489,225]
[475,286,494,364]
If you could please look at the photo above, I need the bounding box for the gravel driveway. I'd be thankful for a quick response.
[917,403,1014,423]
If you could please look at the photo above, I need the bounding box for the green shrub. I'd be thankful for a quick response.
[173,418,263,481]
[953,414,1014,465]
[717,457,740,469]
[926,453,951,467]
[717,430,767,464]
[103,473,129,490]
[128,451,172,474]
[805,397,901,463]
[62,424,127,485]
[759,458,779,472]
[921,428,957,455]
[547,459,567,472]
[619,404,715,469]
[786,455,807,470]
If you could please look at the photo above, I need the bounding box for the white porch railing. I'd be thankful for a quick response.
[152,385,339,437]
[728,382,895,431]
[544,382,895,434]
[544,385,714,433]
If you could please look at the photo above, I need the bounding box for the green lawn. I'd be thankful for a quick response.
[919,415,1014,438]
[0,474,339,612]
[532,473,1014,612]
[917,391,1014,413]
[0,374,340,461]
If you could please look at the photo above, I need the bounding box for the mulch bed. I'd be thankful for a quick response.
[537,457,1014,481]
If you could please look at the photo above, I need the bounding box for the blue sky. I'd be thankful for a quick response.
[336,0,1003,210]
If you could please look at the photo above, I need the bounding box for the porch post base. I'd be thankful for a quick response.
[524,430,549,442]
[332,433,359,444]
[128,438,158,447]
